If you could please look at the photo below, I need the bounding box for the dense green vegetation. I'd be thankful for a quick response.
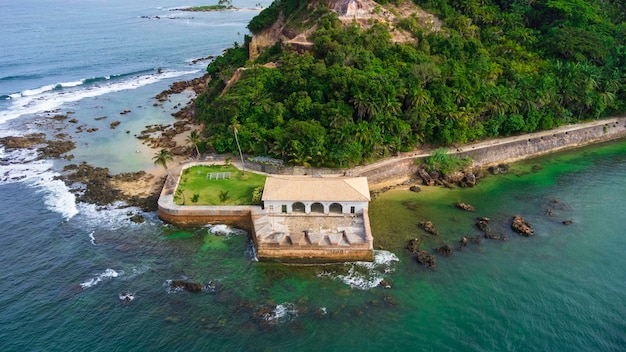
[174,165,266,205]
[195,0,626,167]
[184,0,234,11]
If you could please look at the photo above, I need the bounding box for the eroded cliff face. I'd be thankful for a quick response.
[249,0,441,60]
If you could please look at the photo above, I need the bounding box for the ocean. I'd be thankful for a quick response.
[1,1,625,351]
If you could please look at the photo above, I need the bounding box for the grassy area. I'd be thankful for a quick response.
[174,164,266,206]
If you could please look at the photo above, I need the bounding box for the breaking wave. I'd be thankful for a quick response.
[0,68,199,124]
[318,250,400,290]
[0,146,78,219]
[80,268,122,289]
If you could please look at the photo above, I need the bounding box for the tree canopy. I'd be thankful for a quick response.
[194,0,626,167]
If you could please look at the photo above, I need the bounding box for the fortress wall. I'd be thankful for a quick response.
[157,204,258,230]
[362,118,626,189]
[458,119,626,166]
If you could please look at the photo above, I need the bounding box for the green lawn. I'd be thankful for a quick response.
[174,165,266,206]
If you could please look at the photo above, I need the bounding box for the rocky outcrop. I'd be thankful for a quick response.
[418,221,439,236]
[0,133,46,148]
[416,249,437,270]
[170,280,203,292]
[249,0,441,60]
[436,244,452,257]
[405,238,421,254]
[512,215,534,236]
[455,202,475,212]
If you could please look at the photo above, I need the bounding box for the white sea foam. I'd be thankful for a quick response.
[317,250,399,290]
[261,303,298,325]
[88,231,96,245]
[0,70,199,125]
[76,202,144,230]
[207,224,247,236]
[0,147,78,219]
[80,268,122,289]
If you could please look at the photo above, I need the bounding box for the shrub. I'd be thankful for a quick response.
[423,148,471,175]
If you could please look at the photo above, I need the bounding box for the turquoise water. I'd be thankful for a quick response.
[1,1,625,350]
[0,141,624,351]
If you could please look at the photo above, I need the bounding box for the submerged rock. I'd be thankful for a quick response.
[455,202,475,212]
[562,220,573,225]
[436,244,453,257]
[409,185,421,192]
[416,250,437,270]
[405,238,421,254]
[418,221,439,236]
[488,164,510,175]
[476,217,490,233]
[170,280,203,292]
[511,215,534,236]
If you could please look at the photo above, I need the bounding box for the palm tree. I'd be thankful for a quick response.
[186,130,201,159]
[231,121,245,174]
[153,148,173,173]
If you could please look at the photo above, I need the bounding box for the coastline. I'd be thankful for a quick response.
[8,75,622,212]
[113,113,626,206]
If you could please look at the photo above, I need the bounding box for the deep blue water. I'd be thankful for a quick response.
[1,1,625,351]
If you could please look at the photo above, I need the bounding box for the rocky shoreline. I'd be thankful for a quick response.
[2,74,624,228]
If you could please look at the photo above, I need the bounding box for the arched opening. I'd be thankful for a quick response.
[311,202,324,214]
[329,203,343,214]
[292,202,305,213]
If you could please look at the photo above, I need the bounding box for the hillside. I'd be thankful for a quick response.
[193,0,626,167]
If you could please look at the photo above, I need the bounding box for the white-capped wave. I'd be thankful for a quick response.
[76,202,144,230]
[0,69,199,125]
[207,224,247,236]
[259,303,298,325]
[317,250,399,290]
[0,147,78,219]
[88,231,97,245]
[80,268,122,289]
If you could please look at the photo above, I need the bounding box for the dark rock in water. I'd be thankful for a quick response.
[418,221,439,236]
[405,238,421,254]
[110,121,121,129]
[118,292,135,302]
[170,280,203,292]
[464,172,477,187]
[460,236,468,246]
[0,133,46,148]
[380,279,392,289]
[455,202,475,212]
[416,249,437,270]
[203,281,219,293]
[562,220,573,225]
[436,244,453,257]
[471,236,481,244]
[38,140,76,158]
[129,214,145,223]
[476,217,490,233]
[402,201,419,211]
[511,215,534,236]
[484,232,504,240]
[409,185,421,192]
[488,164,510,175]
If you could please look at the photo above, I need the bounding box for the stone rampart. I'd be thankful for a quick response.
[458,118,626,166]
[357,118,626,189]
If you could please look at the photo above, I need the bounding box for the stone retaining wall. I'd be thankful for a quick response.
[458,118,626,166]
[361,118,626,188]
